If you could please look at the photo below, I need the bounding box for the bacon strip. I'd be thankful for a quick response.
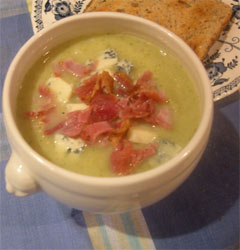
[25,84,56,122]
[114,72,134,96]
[44,108,91,137]
[121,99,155,119]
[44,121,65,135]
[132,89,167,103]
[38,84,54,97]
[110,140,158,175]
[144,106,172,129]
[75,71,116,104]
[154,107,173,129]
[90,93,119,122]
[109,119,131,145]
[135,71,154,89]
[54,59,98,78]
[61,109,91,137]
[81,121,113,143]
[38,84,55,110]
[25,106,56,119]
[99,71,114,94]
[117,98,129,109]
[133,71,168,103]
[75,74,99,104]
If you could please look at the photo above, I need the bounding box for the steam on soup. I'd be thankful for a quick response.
[16,33,201,177]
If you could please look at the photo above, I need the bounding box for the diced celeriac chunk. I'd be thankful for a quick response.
[97,49,118,71]
[46,77,72,103]
[128,126,157,144]
[54,133,85,154]
[66,103,89,112]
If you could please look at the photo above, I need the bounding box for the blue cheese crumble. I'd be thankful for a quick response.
[116,59,134,75]
[97,49,118,71]
[54,134,85,154]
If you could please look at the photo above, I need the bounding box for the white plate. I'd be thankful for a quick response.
[31,0,240,101]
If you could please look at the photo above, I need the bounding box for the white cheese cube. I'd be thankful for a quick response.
[128,126,157,144]
[66,103,89,112]
[54,134,85,154]
[97,58,118,70]
[46,77,72,103]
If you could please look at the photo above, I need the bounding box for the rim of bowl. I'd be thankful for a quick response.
[3,12,213,188]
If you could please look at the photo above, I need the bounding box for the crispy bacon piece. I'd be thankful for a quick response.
[98,71,114,94]
[25,84,56,122]
[44,108,91,136]
[25,106,56,119]
[110,140,158,175]
[44,121,65,135]
[154,107,173,129]
[61,109,91,137]
[38,84,55,110]
[38,84,54,98]
[117,98,129,109]
[157,90,168,102]
[54,59,98,78]
[109,119,131,145]
[132,89,168,103]
[135,71,154,89]
[145,107,172,129]
[81,121,113,143]
[133,71,168,103]
[114,72,134,96]
[90,93,119,122]
[75,71,115,104]
[75,74,99,104]
[121,98,155,119]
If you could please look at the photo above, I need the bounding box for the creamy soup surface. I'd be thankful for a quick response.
[16,33,201,177]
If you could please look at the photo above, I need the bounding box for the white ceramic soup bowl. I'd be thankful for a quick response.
[3,12,213,214]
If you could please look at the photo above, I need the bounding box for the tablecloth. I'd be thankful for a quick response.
[0,1,239,249]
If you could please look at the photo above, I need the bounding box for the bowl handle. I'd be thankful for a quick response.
[5,152,39,196]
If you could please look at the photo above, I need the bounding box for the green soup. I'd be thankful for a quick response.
[16,33,201,177]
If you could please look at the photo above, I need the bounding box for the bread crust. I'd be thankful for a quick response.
[85,0,232,60]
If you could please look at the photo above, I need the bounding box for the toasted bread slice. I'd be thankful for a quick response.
[85,0,232,60]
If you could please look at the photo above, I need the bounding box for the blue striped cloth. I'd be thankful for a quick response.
[0,1,239,249]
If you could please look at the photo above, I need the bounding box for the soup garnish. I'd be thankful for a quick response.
[16,33,201,177]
